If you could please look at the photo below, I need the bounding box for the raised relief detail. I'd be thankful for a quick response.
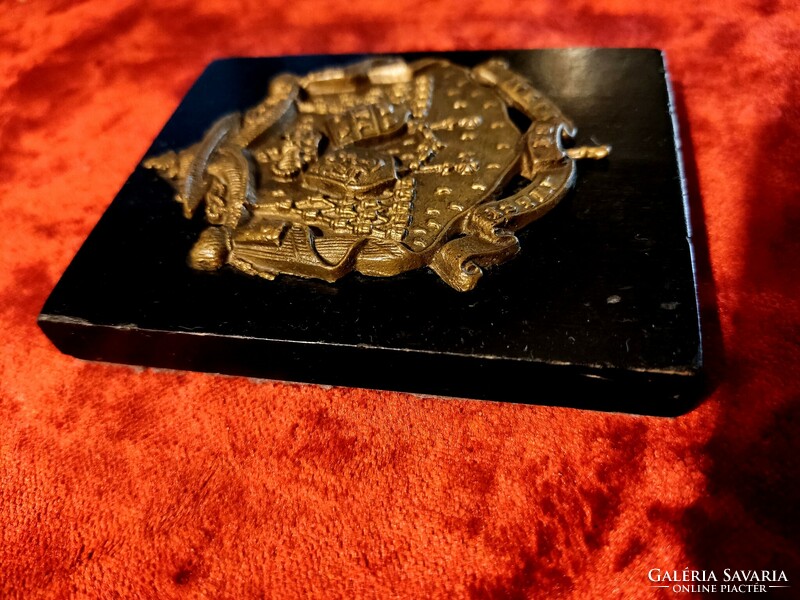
[144,57,609,291]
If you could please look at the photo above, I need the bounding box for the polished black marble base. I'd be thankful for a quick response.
[38,49,702,416]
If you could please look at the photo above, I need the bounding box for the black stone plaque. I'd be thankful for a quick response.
[38,49,703,415]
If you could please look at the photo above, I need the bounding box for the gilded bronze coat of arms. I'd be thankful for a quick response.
[145,57,608,291]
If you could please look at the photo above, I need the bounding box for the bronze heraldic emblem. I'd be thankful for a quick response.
[145,57,609,291]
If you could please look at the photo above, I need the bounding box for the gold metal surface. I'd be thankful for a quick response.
[145,57,609,291]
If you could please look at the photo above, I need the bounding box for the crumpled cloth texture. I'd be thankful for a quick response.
[1,0,798,597]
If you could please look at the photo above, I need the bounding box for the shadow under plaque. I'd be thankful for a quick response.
[38,49,703,416]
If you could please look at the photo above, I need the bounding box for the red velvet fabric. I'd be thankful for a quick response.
[1,1,799,597]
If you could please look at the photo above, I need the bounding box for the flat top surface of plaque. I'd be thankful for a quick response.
[40,49,702,412]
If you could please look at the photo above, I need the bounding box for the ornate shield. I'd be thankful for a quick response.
[145,57,608,291]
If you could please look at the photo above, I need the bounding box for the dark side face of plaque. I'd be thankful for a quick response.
[38,49,703,416]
